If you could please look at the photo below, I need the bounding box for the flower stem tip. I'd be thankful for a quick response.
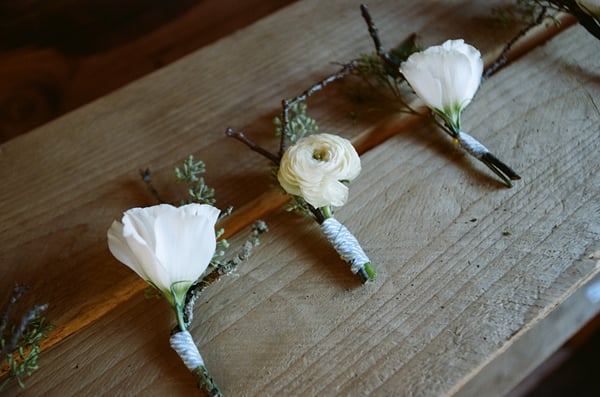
[193,365,223,397]
[360,262,377,283]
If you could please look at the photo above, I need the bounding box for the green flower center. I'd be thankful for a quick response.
[312,147,330,161]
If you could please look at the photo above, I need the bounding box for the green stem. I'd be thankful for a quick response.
[175,305,187,332]
[362,262,377,282]
[321,205,333,219]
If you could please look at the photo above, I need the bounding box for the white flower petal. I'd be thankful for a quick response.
[302,176,349,208]
[401,39,483,126]
[401,58,444,110]
[107,221,150,280]
[154,204,218,284]
[123,219,170,291]
[277,133,361,208]
[106,203,219,306]
[123,204,179,251]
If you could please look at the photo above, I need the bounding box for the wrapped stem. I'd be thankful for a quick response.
[321,217,376,282]
[170,330,222,397]
[457,131,521,187]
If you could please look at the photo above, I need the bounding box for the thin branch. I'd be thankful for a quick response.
[360,4,400,71]
[0,284,28,336]
[225,128,280,165]
[0,303,47,361]
[180,221,269,329]
[139,168,165,204]
[280,61,357,156]
[484,6,548,79]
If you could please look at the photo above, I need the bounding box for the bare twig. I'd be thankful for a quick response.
[225,128,280,164]
[0,304,48,362]
[180,220,269,329]
[139,168,165,204]
[0,285,28,337]
[360,4,399,70]
[280,61,357,156]
[484,6,548,79]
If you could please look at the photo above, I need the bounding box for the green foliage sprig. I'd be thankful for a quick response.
[1,284,53,391]
[174,155,216,205]
[352,33,421,106]
[274,102,318,145]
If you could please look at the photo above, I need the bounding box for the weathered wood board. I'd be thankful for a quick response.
[0,0,297,142]
[1,0,599,395]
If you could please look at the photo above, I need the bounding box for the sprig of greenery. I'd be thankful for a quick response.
[283,194,322,221]
[274,102,318,145]
[492,0,545,26]
[493,1,600,46]
[210,228,231,270]
[1,285,53,391]
[352,34,421,106]
[174,155,216,205]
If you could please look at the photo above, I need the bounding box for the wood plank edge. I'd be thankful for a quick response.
[446,267,600,397]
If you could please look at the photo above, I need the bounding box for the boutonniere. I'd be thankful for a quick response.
[108,160,267,396]
[399,38,521,186]
[108,203,224,395]
[227,101,375,282]
[352,5,521,187]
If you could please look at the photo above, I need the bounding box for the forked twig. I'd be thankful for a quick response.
[140,168,165,204]
[280,61,357,156]
[226,61,357,161]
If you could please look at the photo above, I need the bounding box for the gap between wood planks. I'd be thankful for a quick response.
[31,12,576,362]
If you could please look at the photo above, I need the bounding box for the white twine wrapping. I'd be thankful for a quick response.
[170,330,205,371]
[321,217,370,275]
[458,131,489,159]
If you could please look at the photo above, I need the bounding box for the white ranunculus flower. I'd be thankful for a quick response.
[277,133,361,208]
[107,203,220,310]
[400,39,483,131]
[577,0,600,18]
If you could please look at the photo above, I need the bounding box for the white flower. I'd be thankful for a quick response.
[400,39,483,131]
[577,0,600,18]
[107,203,220,310]
[277,133,361,208]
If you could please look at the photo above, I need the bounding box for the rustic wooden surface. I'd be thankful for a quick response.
[0,0,296,142]
[1,0,599,396]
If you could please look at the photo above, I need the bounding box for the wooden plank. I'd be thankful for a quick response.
[1,0,599,395]
[0,0,530,355]
[0,0,297,142]
[455,271,600,397]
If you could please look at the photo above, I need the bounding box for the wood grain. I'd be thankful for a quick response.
[0,0,525,350]
[0,0,297,142]
[1,0,599,395]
